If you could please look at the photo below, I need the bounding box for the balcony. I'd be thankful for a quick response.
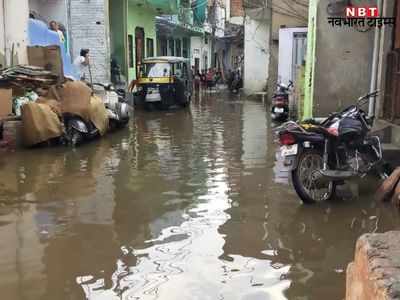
[129,0,180,15]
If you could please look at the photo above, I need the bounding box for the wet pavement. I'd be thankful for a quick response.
[1,91,400,300]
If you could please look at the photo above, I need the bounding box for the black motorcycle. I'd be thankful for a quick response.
[229,71,243,94]
[271,81,293,122]
[277,90,389,204]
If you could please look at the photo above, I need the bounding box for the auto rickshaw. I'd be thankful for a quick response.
[132,57,193,110]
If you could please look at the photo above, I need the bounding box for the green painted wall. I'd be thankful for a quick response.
[127,4,157,81]
[110,0,127,76]
[303,0,318,120]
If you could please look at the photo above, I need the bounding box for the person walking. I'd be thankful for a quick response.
[73,49,90,81]
[194,70,201,93]
[206,68,215,91]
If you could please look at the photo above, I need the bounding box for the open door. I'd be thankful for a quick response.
[135,27,145,78]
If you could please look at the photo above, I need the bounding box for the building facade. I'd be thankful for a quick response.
[0,0,30,67]
[243,0,271,94]
[269,0,309,97]
[302,0,380,119]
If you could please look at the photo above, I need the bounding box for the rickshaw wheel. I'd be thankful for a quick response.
[155,102,169,111]
[144,102,155,111]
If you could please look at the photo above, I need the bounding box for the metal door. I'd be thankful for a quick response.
[292,32,307,82]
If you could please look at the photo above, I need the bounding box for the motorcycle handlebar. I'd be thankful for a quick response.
[358,90,379,102]
[90,82,113,91]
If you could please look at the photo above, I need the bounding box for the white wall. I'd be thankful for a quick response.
[29,0,67,26]
[278,27,308,86]
[1,0,29,66]
[0,0,4,66]
[191,36,212,71]
[215,5,226,38]
[244,16,269,93]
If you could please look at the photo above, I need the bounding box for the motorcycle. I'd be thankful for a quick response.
[64,113,100,146]
[64,83,130,146]
[271,81,293,122]
[277,90,389,204]
[229,71,243,94]
[92,83,130,130]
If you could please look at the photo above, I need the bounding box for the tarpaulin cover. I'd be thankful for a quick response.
[58,81,108,135]
[28,19,77,79]
[21,102,63,146]
[36,97,62,116]
[89,96,109,136]
[193,0,206,25]
[59,81,92,121]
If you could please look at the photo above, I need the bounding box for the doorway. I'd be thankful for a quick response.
[383,2,400,121]
[135,27,145,78]
[195,58,200,73]
[292,32,307,83]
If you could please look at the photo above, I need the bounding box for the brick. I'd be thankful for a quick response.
[231,0,244,17]
[69,0,110,83]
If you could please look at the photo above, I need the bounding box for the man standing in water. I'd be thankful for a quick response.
[73,49,90,81]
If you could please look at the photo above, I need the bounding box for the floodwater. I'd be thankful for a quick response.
[1,92,400,300]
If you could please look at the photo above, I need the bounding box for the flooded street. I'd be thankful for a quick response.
[1,93,400,300]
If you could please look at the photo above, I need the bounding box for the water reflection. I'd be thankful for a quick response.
[0,93,399,300]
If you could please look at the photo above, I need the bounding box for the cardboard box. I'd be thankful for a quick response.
[27,45,64,81]
[0,89,12,119]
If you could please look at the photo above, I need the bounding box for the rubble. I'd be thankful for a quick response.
[346,232,400,300]
[0,65,59,89]
[376,167,400,203]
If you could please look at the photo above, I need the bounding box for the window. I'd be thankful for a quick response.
[169,38,175,56]
[176,39,182,57]
[182,38,189,58]
[128,34,134,68]
[144,62,171,77]
[159,38,168,56]
[146,38,154,58]
[204,36,208,44]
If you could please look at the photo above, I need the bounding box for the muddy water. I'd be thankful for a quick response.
[1,93,400,300]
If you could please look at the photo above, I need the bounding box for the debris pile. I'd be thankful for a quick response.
[0,65,59,89]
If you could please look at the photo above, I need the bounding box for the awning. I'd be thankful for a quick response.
[156,16,204,37]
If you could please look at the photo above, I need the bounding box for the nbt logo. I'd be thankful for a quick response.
[345,6,379,18]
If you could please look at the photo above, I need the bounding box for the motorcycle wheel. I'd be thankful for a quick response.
[69,128,83,147]
[291,149,336,204]
[144,102,155,111]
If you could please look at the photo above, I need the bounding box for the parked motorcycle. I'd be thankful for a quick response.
[229,70,243,94]
[277,90,389,204]
[92,83,130,130]
[64,113,100,146]
[271,81,293,122]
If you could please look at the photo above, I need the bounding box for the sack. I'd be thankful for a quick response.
[89,96,109,136]
[59,81,92,121]
[36,97,62,116]
[21,102,62,146]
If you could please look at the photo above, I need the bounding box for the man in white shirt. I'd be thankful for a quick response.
[73,49,90,80]
[49,21,65,44]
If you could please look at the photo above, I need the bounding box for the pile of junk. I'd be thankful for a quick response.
[0,18,130,149]
[0,65,130,148]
